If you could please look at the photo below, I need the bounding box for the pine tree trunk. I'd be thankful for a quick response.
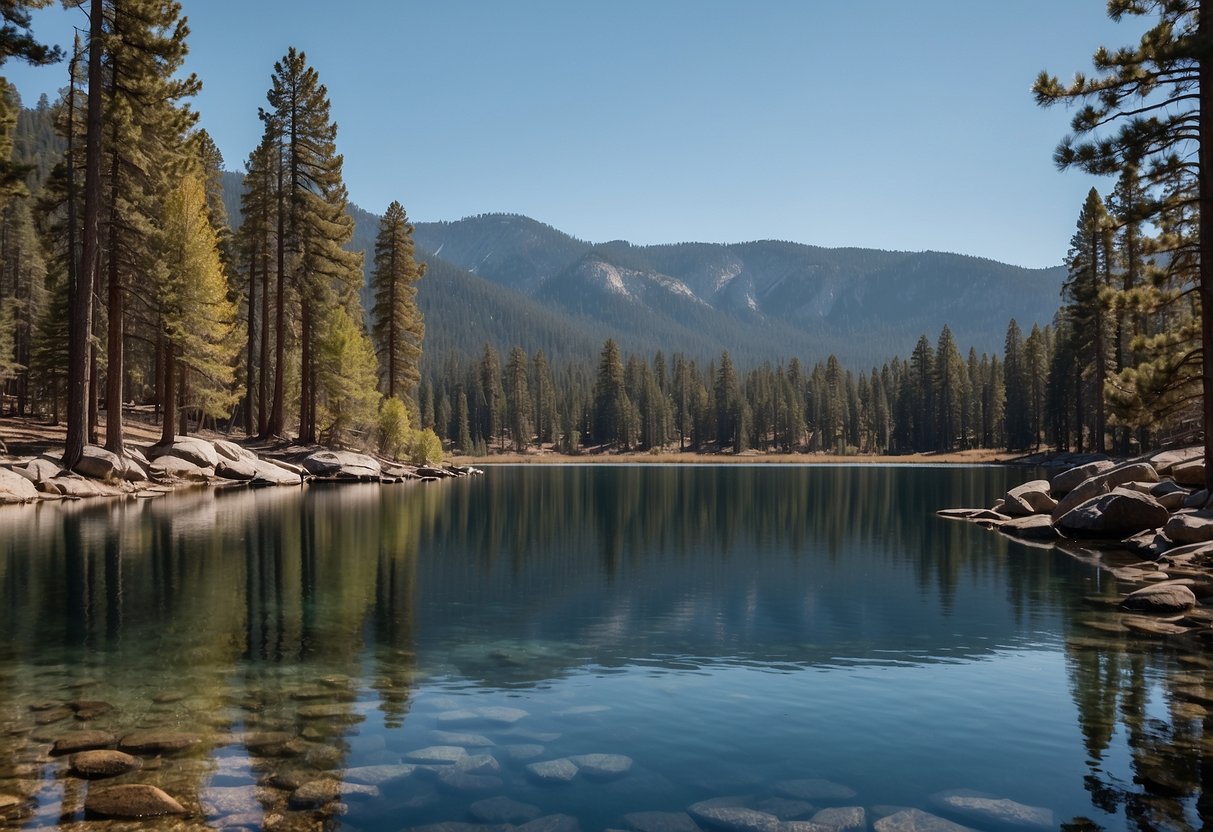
[178,366,188,436]
[258,227,269,437]
[87,339,97,443]
[300,295,313,442]
[1202,0,1213,497]
[64,0,103,469]
[160,340,175,445]
[104,70,123,455]
[245,250,255,435]
[388,244,396,399]
[268,144,285,437]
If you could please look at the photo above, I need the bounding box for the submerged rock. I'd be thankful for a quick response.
[568,752,632,779]
[686,803,781,832]
[453,754,501,775]
[773,778,858,801]
[812,807,866,832]
[517,815,581,832]
[525,758,579,783]
[85,784,185,819]
[435,705,528,725]
[201,785,263,817]
[51,730,117,755]
[470,795,543,824]
[623,811,701,832]
[753,798,816,820]
[288,778,341,809]
[931,789,1054,830]
[68,750,140,779]
[429,730,494,747]
[404,745,467,764]
[118,730,202,755]
[436,768,502,792]
[874,808,973,832]
[339,764,416,785]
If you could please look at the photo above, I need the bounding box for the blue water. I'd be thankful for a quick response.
[0,465,1200,830]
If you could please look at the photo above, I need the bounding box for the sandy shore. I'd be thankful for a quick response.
[455,447,1025,465]
[1,415,1029,468]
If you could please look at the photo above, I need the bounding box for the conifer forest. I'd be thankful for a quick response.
[0,0,1209,480]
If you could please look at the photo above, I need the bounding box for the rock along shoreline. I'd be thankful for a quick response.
[941,446,1213,623]
[0,436,482,505]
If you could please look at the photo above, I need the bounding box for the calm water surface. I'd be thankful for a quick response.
[0,465,1206,831]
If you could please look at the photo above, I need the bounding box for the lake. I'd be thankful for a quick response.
[0,464,1206,831]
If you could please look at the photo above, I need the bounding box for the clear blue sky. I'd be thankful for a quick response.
[5,1,1142,269]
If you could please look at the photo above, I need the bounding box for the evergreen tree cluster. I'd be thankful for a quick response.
[417,324,1064,456]
[1034,0,1211,482]
[0,3,436,464]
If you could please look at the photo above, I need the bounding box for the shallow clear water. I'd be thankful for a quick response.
[0,465,1206,831]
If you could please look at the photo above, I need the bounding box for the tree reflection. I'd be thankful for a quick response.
[1065,621,1213,829]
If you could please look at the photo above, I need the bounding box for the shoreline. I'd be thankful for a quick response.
[454,448,1031,466]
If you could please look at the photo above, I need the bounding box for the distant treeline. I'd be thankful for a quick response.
[413,311,1160,456]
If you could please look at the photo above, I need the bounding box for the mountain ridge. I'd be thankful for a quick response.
[218,175,1064,369]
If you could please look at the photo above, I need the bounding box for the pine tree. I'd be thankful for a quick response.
[370,199,425,403]
[593,338,629,447]
[1062,188,1113,453]
[1024,324,1048,450]
[0,1,61,203]
[64,0,104,469]
[238,124,278,436]
[1,196,45,414]
[715,350,741,450]
[479,343,504,449]
[908,335,935,451]
[1034,0,1212,488]
[316,304,380,446]
[934,325,966,451]
[263,47,364,442]
[1003,319,1031,451]
[455,389,472,454]
[504,345,531,450]
[101,0,199,454]
[156,174,236,444]
[532,349,557,445]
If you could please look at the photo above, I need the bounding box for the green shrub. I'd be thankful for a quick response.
[378,396,410,458]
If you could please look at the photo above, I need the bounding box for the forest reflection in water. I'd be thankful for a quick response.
[0,465,1207,829]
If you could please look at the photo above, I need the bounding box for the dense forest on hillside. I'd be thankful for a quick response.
[0,0,1207,468]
